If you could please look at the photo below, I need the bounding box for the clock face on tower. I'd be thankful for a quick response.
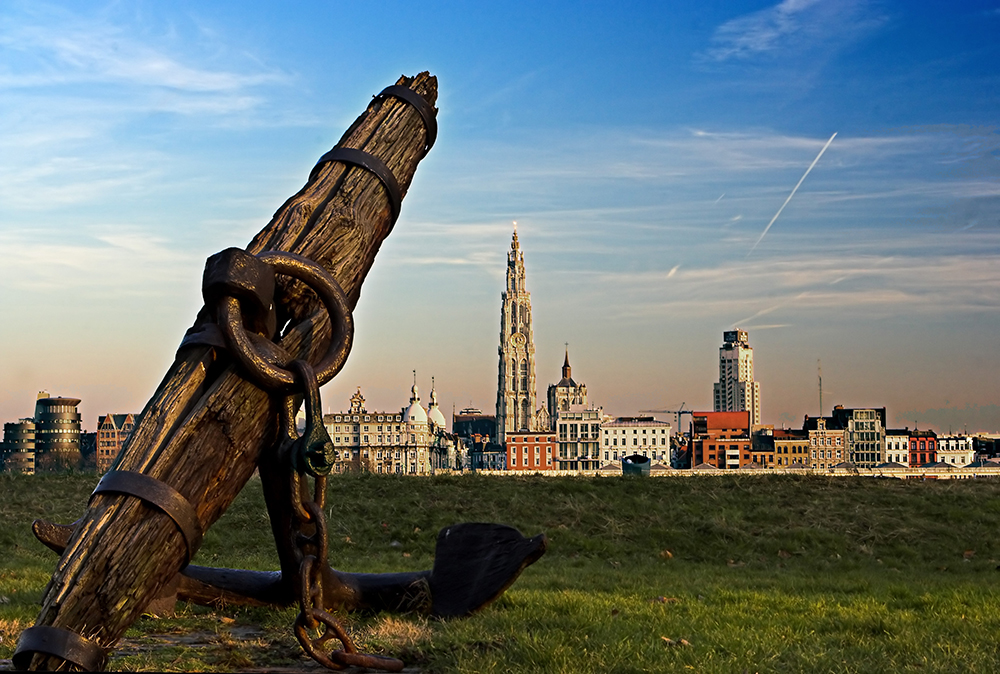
[509,332,526,348]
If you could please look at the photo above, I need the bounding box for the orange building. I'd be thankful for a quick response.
[506,431,557,471]
[690,411,751,469]
[909,429,938,467]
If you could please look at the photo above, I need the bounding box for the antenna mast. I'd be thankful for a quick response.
[817,359,823,416]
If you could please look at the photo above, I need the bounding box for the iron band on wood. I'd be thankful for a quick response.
[377,84,438,156]
[91,471,203,565]
[13,625,106,672]
[309,147,402,224]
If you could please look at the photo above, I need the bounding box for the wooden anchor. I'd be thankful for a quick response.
[16,72,546,672]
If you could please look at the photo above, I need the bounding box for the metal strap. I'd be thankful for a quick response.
[177,322,228,353]
[377,84,438,157]
[91,471,203,565]
[13,625,106,672]
[309,147,402,224]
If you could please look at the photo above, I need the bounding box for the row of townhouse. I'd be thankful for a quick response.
[474,404,982,474]
[689,406,976,471]
[502,413,673,472]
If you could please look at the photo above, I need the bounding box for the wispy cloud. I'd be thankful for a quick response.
[0,6,287,92]
[0,228,201,298]
[585,251,1000,323]
[701,0,886,62]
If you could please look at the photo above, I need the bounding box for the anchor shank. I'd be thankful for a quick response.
[23,73,438,671]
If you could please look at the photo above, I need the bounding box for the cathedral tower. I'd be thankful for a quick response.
[496,224,537,442]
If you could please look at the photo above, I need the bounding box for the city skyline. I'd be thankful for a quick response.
[1,1,998,433]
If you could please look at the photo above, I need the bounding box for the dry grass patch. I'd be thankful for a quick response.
[0,618,26,648]
[360,615,433,652]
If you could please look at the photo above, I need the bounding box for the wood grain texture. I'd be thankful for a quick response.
[27,72,437,671]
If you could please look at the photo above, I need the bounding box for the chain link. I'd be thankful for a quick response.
[284,362,403,673]
[208,249,400,672]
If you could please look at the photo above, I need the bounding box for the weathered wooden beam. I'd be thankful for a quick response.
[22,72,437,671]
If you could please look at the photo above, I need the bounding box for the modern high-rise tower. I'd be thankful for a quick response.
[713,329,761,427]
[496,225,538,442]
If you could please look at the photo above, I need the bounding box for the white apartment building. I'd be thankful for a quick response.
[554,406,603,471]
[885,430,910,465]
[713,329,761,426]
[600,416,671,466]
[324,383,455,474]
[938,435,974,466]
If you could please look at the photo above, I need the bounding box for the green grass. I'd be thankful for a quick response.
[3,472,1000,672]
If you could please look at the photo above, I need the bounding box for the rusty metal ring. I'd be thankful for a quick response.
[219,251,353,391]
[294,607,403,672]
[294,608,354,671]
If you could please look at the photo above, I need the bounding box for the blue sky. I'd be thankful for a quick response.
[1,0,998,433]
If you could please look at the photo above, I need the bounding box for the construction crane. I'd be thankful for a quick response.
[639,403,694,429]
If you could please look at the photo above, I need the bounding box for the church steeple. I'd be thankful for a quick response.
[497,222,537,441]
[562,345,571,380]
[506,221,526,293]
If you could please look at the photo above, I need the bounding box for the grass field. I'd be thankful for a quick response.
[3,472,1000,672]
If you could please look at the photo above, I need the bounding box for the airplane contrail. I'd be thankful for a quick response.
[747,132,837,257]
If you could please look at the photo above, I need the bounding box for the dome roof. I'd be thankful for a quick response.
[428,406,446,428]
[427,384,446,429]
[404,383,427,424]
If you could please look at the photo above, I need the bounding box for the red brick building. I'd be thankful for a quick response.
[690,411,751,469]
[506,431,557,471]
[909,429,938,467]
[96,413,140,473]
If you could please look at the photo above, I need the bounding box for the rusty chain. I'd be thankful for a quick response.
[212,250,402,672]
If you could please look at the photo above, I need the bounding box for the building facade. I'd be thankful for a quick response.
[803,415,847,469]
[323,384,456,475]
[830,406,886,468]
[712,330,761,427]
[554,407,604,470]
[1,419,36,474]
[496,226,540,443]
[885,430,910,465]
[465,435,506,471]
[690,411,752,469]
[452,407,500,471]
[909,429,938,467]
[600,416,671,466]
[96,413,140,473]
[773,429,810,467]
[453,408,497,445]
[937,435,974,466]
[506,431,558,471]
[33,392,82,472]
